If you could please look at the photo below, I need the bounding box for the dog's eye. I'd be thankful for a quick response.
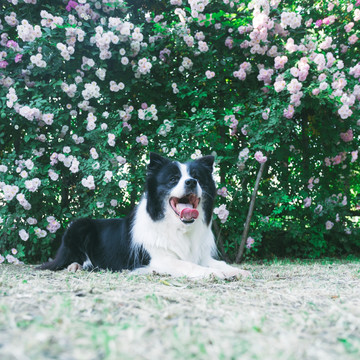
[169,176,179,183]
[190,170,199,179]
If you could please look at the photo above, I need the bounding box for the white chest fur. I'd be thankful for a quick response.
[131,197,216,264]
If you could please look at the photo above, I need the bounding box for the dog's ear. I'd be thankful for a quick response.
[148,153,170,173]
[196,155,215,172]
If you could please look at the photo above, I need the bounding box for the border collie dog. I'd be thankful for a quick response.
[38,153,249,279]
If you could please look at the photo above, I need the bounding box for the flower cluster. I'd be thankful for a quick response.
[158,119,174,136]
[82,81,101,100]
[16,20,41,42]
[135,58,152,76]
[138,104,158,121]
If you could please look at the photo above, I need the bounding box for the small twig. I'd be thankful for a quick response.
[235,159,267,264]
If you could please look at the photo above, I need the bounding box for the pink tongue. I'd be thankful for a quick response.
[180,208,199,221]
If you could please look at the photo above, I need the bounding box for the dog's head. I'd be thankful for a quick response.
[145,153,216,225]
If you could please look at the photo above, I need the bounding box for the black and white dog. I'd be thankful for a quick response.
[38,153,249,279]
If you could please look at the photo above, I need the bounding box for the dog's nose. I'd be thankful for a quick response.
[185,178,197,189]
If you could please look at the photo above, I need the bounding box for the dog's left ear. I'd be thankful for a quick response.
[196,156,215,172]
[148,152,170,173]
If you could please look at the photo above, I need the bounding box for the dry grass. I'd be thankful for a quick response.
[0,260,359,360]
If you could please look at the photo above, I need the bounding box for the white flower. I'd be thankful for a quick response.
[2,185,19,201]
[104,171,113,183]
[191,149,202,160]
[90,148,99,160]
[27,217,38,225]
[25,178,41,192]
[48,169,59,181]
[69,157,79,173]
[254,151,267,164]
[95,68,106,81]
[239,148,249,161]
[119,180,128,188]
[325,221,334,230]
[19,229,29,241]
[214,204,229,223]
[81,175,95,190]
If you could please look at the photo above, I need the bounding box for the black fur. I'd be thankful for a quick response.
[37,216,150,271]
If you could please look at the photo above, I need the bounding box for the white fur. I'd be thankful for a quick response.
[82,255,93,270]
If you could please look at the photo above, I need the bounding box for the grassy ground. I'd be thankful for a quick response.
[0,260,359,360]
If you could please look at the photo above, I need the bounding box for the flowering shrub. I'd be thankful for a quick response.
[1,0,360,264]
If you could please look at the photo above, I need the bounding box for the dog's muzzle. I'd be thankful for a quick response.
[169,194,200,224]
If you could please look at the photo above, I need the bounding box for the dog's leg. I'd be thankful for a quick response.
[67,262,83,272]
[134,257,233,279]
[203,258,251,278]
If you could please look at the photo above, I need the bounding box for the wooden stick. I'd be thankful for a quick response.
[235,160,267,264]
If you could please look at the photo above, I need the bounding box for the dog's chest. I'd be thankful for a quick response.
[132,199,211,263]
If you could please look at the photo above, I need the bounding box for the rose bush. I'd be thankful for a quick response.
[0,0,360,264]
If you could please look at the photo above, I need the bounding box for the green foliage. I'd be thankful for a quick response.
[0,0,360,264]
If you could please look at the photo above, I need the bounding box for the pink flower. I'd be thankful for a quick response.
[340,129,353,142]
[322,17,330,25]
[213,204,229,223]
[325,221,334,230]
[6,40,18,49]
[262,109,269,120]
[274,80,286,92]
[283,104,295,119]
[241,125,248,135]
[274,56,288,69]
[66,1,78,11]
[217,187,228,197]
[205,70,215,79]
[349,34,358,44]
[136,135,148,146]
[304,197,312,207]
[15,54,23,63]
[254,151,267,164]
[315,19,323,27]
[246,237,255,249]
[233,68,246,80]
[225,37,233,49]
[351,150,358,162]
[345,22,355,33]
[0,61,8,69]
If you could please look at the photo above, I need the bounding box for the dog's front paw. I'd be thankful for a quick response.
[67,262,83,272]
[186,267,224,279]
[221,267,251,280]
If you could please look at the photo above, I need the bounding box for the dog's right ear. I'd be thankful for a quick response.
[148,153,170,174]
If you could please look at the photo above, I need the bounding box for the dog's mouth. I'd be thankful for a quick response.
[169,194,200,224]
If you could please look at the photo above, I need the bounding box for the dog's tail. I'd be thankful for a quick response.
[37,219,93,271]
[37,242,76,271]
